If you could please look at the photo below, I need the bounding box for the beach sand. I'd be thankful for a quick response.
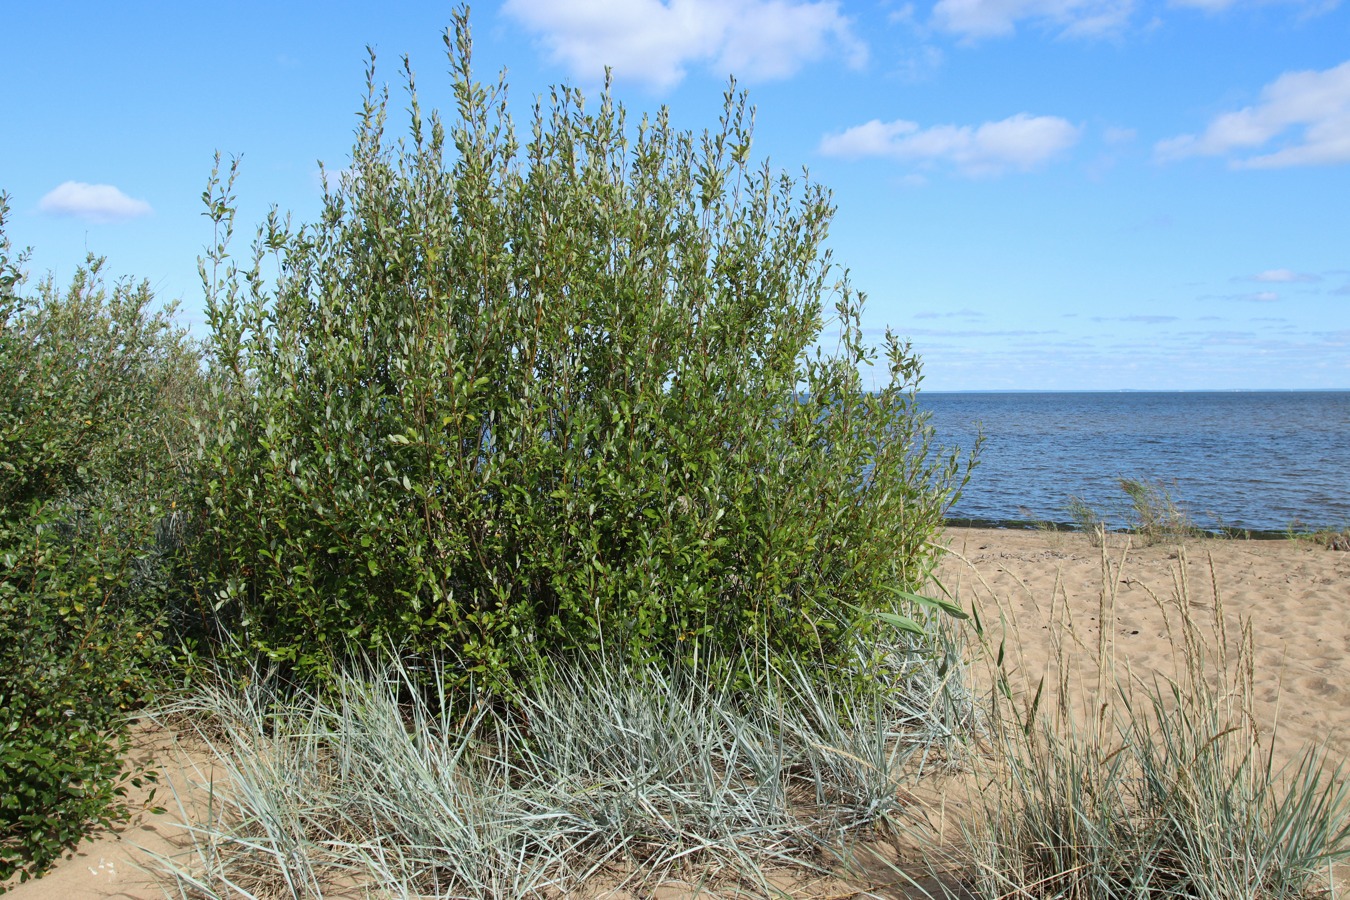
[936,527,1350,765]
[6,528,1348,898]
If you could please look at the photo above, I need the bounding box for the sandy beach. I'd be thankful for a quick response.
[937,527,1350,765]
[6,527,1348,898]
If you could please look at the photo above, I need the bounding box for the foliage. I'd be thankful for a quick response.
[191,10,970,689]
[0,195,200,885]
[141,631,974,898]
[1066,495,1106,547]
[1319,529,1349,551]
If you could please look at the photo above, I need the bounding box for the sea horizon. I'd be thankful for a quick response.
[918,390,1350,534]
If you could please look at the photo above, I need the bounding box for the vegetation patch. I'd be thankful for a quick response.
[3,8,1347,896]
[188,9,970,690]
[0,212,198,884]
[141,630,977,898]
[1288,524,1350,552]
[1068,477,1201,546]
[904,544,1350,899]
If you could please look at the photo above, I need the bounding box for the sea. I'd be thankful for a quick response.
[917,391,1350,535]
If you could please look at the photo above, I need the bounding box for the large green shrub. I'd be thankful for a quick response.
[193,12,969,689]
[0,195,201,884]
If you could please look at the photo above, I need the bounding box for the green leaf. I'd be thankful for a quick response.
[873,610,927,636]
[883,585,968,620]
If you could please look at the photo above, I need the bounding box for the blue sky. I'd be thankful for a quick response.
[2,1,1346,390]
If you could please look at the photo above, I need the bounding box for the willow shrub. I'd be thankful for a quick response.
[0,195,202,883]
[192,12,970,690]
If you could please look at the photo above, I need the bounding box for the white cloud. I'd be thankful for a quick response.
[1200,289,1286,303]
[38,181,152,223]
[501,0,866,90]
[1156,59,1350,167]
[1250,268,1320,283]
[820,112,1081,175]
[930,0,1134,39]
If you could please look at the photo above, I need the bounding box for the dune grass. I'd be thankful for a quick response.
[136,536,1350,899]
[140,626,977,899]
[918,540,1350,899]
[1069,477,1202,547]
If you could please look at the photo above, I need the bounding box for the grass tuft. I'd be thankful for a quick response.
[1069,477,1201,546]
[1287,522,1350,552]
[939,542,1350,899]
[140,627,977,898]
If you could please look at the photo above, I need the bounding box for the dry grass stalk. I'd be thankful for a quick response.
[921,535,1350,899]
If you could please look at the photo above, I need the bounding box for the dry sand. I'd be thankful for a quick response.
[6,527,1348,899]
[936,527,1350,765]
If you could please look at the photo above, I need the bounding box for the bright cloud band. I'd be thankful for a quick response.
[820,112,1081,176]
[38,181,152,223]
[502,0,865,89]
[1156,59,1350,169]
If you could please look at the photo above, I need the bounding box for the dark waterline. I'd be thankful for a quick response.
[917,390,1350,535]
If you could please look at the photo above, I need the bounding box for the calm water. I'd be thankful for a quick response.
[918,391,1350,534]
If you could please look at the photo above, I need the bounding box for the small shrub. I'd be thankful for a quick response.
[1118,476,1200,546]
[1066,495,1106,547]
[0,195,201,884]
[1067,478,1200,547]
[190,10,970,690]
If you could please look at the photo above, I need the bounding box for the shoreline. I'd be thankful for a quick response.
[6,525,1348,899]
[941,515,1343,541]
